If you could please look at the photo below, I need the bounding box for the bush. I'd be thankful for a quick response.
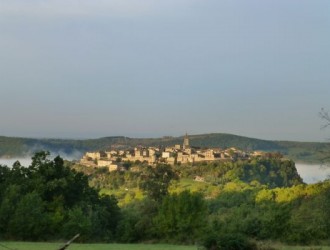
[202,233,256,250]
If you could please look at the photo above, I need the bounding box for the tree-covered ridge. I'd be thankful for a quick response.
[75,157,303,204]
[1,133,330,163]
[74,156,330,246]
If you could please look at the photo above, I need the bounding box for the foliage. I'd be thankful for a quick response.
[116,198,158,242]
[71,155,330,245]
[2,152,330,245]
[201,232,256,250]
[154,191,207,243]
[139,164,178,201]
[173,158,303,188]
[206,181,330,245]
[0,152,120,242]
[85,157,303,206]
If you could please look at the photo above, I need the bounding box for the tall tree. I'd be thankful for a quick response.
[139,164,177,201]
[320,108,330,129]
[154,191,208,242]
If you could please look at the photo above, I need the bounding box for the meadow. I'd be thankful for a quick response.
[1,242,330,250]
[0,242,195,250]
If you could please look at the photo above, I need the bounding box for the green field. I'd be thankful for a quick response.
[0,242,196,250]
[277,246,330,250]
[1,242,330,250]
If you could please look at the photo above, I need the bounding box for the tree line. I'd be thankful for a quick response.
[1,152,330,249]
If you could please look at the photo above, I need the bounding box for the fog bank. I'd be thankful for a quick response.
[0,151,83,167]
[295,163,330,184]
[0,158,33,167]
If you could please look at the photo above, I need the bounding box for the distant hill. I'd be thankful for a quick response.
[0,133,330,163]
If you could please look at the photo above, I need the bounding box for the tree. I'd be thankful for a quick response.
[139,164,178,201]
[0,152,121,242]
[8,191,49,240]
[62,207,92,241]
[0,185,22,236]
[154,191,208,242]
[90,195,121,241]
[116,199,158,242]
[319,108,330,163]
[319,108,330,129]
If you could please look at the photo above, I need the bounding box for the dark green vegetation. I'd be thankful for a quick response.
[1,152,330,249]
[0,152,120,242]
[1,133,330,163]
[73,157,330,247]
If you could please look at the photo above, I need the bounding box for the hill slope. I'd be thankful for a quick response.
[0,133,329,163]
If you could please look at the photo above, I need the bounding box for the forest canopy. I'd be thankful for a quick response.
[1,152,330,247]
[0,152,120,241]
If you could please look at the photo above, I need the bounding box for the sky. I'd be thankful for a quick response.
[0,0,330,142]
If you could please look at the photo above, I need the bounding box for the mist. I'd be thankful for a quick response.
[295,163,330,184]
[0,150,83,168]
[0,158,33,167]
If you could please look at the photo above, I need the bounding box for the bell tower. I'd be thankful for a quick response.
[183,133,190,149]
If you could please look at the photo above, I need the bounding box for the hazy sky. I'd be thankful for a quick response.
[1,0,330,141]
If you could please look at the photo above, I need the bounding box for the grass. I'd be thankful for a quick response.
[255,241,330,250]
[100,187,144,206]
[0,242,197,250]
[277,247,330,250]
[1,242,330,250]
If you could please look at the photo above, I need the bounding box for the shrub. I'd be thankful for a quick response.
[201,233,256,250]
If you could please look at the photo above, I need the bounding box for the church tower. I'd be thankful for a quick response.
[183,133,190,149]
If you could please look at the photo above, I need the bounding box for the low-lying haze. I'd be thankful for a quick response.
[0,151,83,167]
[295,163,330,184]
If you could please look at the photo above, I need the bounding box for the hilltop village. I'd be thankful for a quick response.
[80,134,266,172]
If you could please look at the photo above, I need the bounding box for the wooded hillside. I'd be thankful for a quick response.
[1,133,330,163]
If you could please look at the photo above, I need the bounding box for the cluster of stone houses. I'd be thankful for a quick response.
[79,134,262,172]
